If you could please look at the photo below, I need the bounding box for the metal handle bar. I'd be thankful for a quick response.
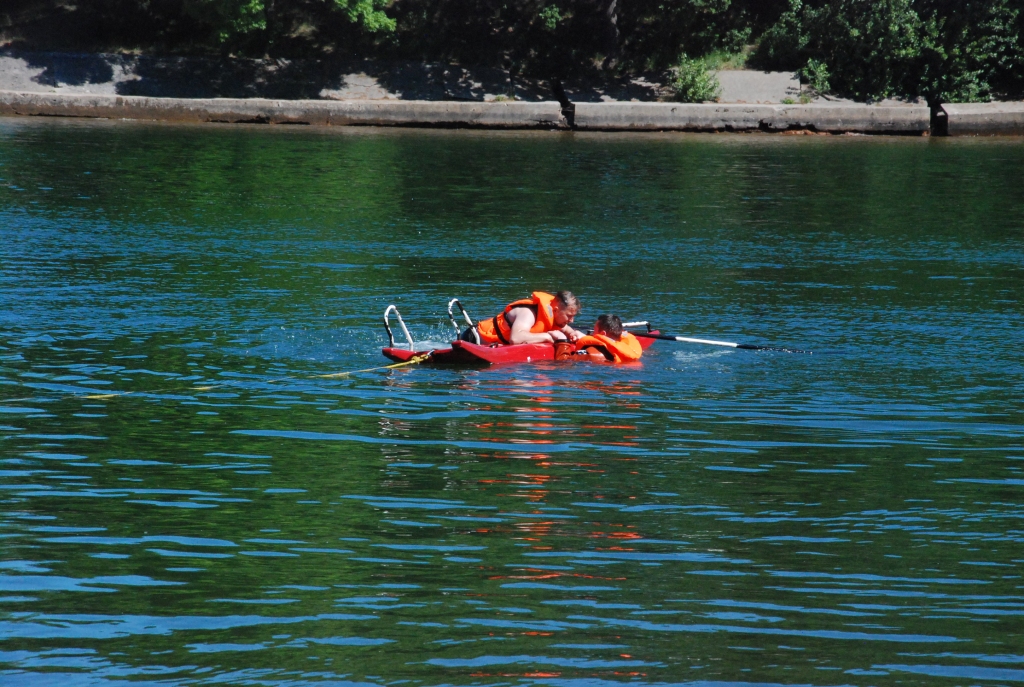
[447,298,480,345]
[384,305,415,350]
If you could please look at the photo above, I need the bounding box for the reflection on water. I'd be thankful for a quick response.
[1,119,1023,686]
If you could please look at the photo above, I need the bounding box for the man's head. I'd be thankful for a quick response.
[551,290,580,327]
[594,314,623,340]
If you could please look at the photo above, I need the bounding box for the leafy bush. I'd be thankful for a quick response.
[181,0,267,43]
[749,0,921,101]
[177,0,393,50]
[801,57,830,94]
[914,0,1022,103]
[671,55,722,102]
[335,0,396,32]
[750,0,1024,103]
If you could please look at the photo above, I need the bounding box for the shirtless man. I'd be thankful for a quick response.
[473,291,585,345]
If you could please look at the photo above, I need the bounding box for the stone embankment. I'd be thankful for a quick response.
[0,91,939,134]
[0,51,1022,135]
[0,91,568,128]
[935,102,1024,135]
[572,102,930,133]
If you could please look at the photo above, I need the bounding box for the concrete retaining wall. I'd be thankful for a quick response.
[574,102,930,133]
[0,91,567,128]
[938,102,1024,135]
[0,89,939,134]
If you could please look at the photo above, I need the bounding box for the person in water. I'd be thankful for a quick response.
[471,291,584,344]
[575,314,643,362]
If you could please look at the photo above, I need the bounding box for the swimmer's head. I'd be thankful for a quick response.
[595,314,623,340]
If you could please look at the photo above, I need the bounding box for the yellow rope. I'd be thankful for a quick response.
[315,353,432,378]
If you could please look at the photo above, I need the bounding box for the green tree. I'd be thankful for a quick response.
[6,0,1023,102]
[180,0,393,49]
[751,0,922,101]
[385,0,608,78]
[751,0,1024,103]
[617,0,788,72]
[182,0,267,43]
[914,0,1022,103]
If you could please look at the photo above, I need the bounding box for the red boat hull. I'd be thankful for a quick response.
[382,332,658,366]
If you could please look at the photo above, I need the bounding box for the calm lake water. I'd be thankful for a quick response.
[1,118,1023,687]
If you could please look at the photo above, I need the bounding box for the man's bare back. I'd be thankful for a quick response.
[506,301,584,344]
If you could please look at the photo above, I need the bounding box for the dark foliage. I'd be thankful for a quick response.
[750,0,1024,103]
[2,0,1021,102]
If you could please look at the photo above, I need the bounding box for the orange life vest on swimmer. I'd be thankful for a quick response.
[576,332,643,363]
[476,292,558,344]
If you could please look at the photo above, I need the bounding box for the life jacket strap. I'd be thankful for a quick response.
[492,314,511,345]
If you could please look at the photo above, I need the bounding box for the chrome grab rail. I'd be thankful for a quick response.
[384,305,414,350]
[447,298,480,345]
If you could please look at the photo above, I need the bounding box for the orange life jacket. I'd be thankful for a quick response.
[476,292,557,344]
[576,332,643,363]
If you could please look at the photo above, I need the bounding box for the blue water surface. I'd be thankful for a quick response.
[1,118,1023,686]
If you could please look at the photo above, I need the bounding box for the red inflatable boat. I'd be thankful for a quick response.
[381,301,657,366]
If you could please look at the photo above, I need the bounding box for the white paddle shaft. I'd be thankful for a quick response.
[670,336,740,348]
